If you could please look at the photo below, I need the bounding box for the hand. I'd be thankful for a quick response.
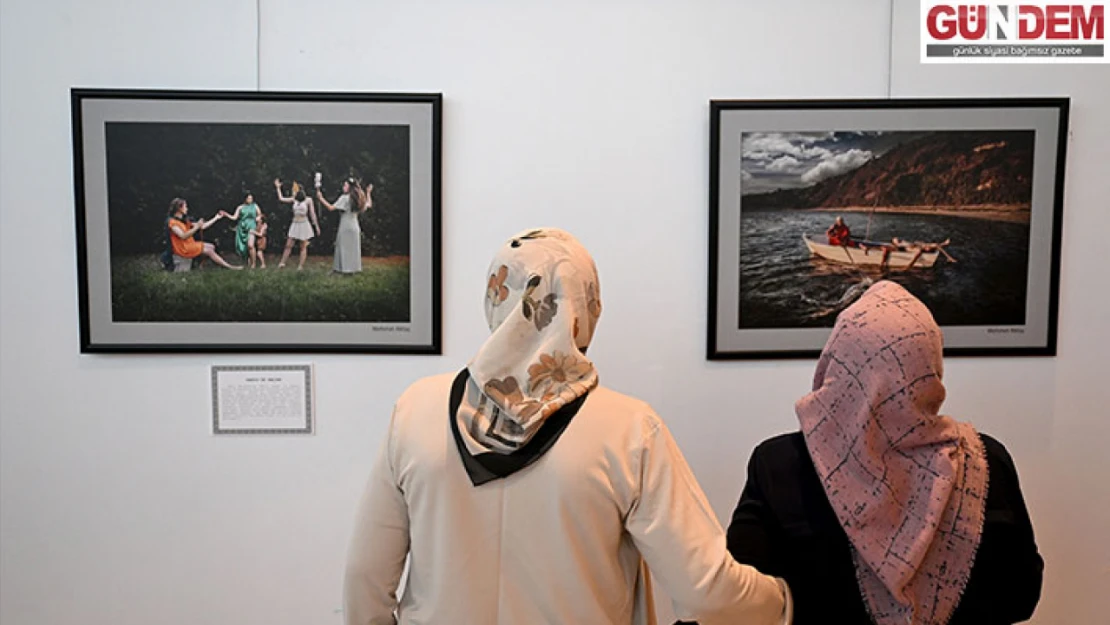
[273,178,281,187]
[366,183,374,192]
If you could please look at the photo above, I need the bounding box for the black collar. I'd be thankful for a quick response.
[449,368,588,486]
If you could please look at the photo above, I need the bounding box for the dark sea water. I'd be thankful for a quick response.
[738,210,1031,329]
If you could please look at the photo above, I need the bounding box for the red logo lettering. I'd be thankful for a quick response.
[926,3,1105,43]
[1019,5,1045,38]
[927,5,959,39]
[960,5,989,39]
[1073,5,1105,39]
[1046,4,1072,38]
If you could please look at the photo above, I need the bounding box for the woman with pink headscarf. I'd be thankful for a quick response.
[684,280,1043,625]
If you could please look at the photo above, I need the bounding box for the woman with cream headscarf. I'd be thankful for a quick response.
[343,227,792,625]
[687,281,1043,625]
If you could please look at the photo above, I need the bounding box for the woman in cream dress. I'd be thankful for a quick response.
[316,177,369,274]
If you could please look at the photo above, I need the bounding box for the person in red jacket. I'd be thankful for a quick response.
[826,216,851,246]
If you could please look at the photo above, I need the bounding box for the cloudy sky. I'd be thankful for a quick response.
[740,131,924,195]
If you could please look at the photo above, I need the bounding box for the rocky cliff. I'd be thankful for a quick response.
[743,131,1035,210]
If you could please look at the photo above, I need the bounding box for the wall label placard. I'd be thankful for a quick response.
[211,365,314,435]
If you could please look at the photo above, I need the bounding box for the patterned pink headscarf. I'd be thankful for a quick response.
[795,280,988,625]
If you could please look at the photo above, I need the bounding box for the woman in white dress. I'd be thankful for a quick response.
[273,179,321,270]
[316,177,369,274]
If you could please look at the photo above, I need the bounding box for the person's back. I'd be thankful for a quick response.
[725,431,1043,625]
[343,228,790,625]
[353,373,758,623]
[680,280,1043,625]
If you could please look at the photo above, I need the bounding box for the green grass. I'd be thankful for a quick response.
[111,254,410,323]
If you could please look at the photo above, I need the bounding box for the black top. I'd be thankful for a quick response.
[678,432,1043,625]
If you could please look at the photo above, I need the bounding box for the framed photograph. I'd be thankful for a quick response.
[211,365,314,435]
[72,88,441,353]
[708,98,1069,359]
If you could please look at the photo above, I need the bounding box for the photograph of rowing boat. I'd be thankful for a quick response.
[737,129,1034,329]
[708,98,1067,359]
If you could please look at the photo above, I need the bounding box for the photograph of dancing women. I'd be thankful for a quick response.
[104,121,412,324]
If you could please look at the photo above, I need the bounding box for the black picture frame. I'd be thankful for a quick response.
[708,97,1069,360]
[72,88,442,354]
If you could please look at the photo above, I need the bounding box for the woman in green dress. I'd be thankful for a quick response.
[223,192,265,269]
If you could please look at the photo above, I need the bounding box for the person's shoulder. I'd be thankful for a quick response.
[587,385,663,428]
[395,371,456,403]
[575,386,685,449]
[589,385,654,410]
[749,431,808,469]
[385,371,458,432]
[977,431,1018,473]
[754,431,806,455]
[974,431,1034,512]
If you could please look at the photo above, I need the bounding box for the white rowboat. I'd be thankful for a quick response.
[803,234,941,269]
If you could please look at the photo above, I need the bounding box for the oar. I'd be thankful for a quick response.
[905,248,924,270]
[937,244,958,263]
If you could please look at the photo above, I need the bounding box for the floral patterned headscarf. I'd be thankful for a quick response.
[460,228,602,454]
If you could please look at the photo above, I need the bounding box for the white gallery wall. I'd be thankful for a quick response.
[1,0,1107,623]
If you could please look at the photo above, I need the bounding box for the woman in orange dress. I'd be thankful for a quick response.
[167,198,241,269]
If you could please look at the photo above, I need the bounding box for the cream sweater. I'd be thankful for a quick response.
[343,372,792,625]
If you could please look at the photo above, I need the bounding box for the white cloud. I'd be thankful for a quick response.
[741,170,753,181]
[742,132,833,162]
[800,149,873,184]
[767,155,804,173]
[776,131,834,144]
